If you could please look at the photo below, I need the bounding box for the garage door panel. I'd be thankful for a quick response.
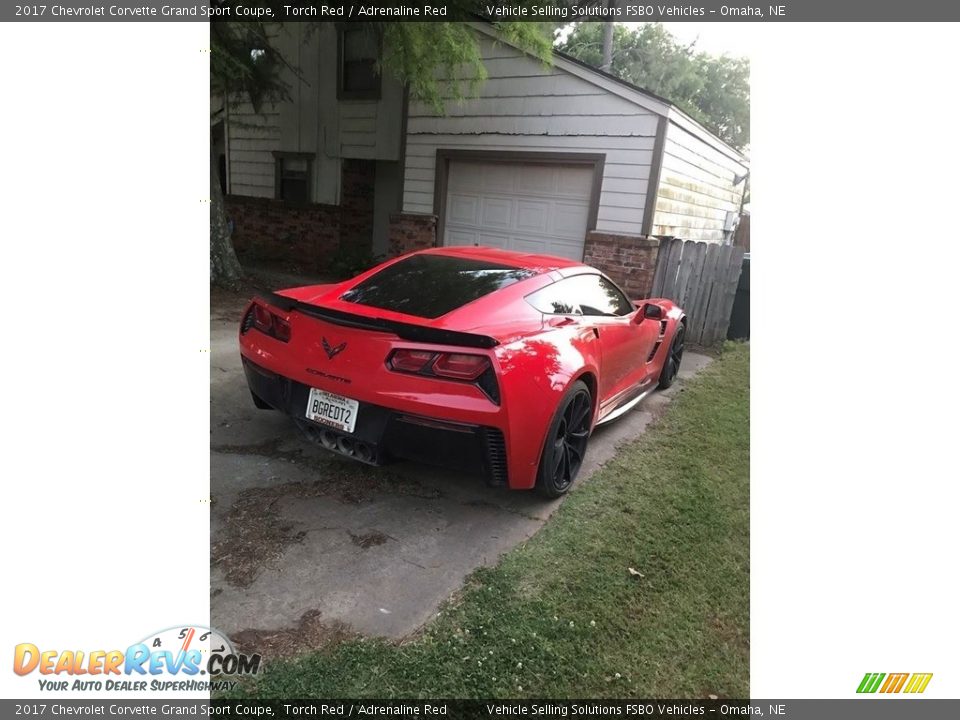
[477,232,511,250]
[547,240,586,261]
[557,166,595,196]
[511,237,551,255]
[448,169,482,192]
[480,197,513,228]
[444,159,593,259]
[552,202,590,239]
[516,200,550,233]
[517,165,555,194]
[447,229,479,246]
[483,164,516,193]
[448,194,479,225]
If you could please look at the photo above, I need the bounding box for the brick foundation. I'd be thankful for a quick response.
[224,195,340,271]
[583,231,661,299]
[387,213,437,257]
[224,159,378,272]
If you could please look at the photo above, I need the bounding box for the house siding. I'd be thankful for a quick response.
[224,24,403,206]
[652,120,748,242]
[226,99,280,199]
[402,35,660,237]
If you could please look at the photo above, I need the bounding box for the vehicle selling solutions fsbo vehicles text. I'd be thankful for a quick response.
[484,4,778,18]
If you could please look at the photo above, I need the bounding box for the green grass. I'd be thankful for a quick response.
[235,343,750,699]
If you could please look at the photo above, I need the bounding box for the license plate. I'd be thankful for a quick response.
[305,388,359,433]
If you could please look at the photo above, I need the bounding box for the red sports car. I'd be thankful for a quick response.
[239,247,685,497]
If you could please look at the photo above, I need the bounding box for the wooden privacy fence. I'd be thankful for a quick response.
[650,238,745,346]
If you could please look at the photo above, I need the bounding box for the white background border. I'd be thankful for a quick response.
[1,19,958,700]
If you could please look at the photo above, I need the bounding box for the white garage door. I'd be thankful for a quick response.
[443,160,594,261]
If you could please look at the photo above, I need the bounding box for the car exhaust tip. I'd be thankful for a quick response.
[320,430,338,449]
[355,443,373,463]
[336,437,355,456]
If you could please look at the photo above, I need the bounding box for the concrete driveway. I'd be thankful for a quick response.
[210,286,711,651]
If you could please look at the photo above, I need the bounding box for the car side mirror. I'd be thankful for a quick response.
[641,303,663,321]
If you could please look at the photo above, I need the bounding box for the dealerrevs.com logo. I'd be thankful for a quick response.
[857,672,933,694]
[13,625,261,693]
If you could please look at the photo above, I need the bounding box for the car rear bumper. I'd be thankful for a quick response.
[242,357,509,486]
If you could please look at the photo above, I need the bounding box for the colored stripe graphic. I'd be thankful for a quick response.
[880,673,909,693]
[904,673,933,694]
[857,673,885,693]
[857,672,933,694]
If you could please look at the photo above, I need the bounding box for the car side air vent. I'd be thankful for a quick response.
[659,320,668,337]
[646,342,662,363]
[241,307,255,334]
[484,428,508,487]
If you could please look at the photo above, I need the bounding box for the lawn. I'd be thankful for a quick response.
[233,343,750,699]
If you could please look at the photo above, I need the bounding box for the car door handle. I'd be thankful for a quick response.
[592,327,600,338]
[548,316,578,327]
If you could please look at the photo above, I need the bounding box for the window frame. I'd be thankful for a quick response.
[337,27,381,101]
[272,151,314,206]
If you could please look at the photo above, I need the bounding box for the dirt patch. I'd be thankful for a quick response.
[211,454,441,587]
[231,609,355,659]
[350,530,390,549]
[211,438,444,503]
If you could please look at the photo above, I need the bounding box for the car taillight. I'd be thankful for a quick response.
[386,349,498,403]
[243,302,291,343]
[273,317,291,342]
[389,349,435,373]
[253,304,273,333]
[432,353,489,381]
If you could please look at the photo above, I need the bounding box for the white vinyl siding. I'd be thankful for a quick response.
[652,121,749,243]
[226,99,280,198]
[403,35,660,236]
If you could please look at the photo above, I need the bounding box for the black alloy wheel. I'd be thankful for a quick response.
[658,322,685,389]
[535,380,592,498]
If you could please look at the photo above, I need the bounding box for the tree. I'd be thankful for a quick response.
[210,20,291,288]
[209,13,554,287]
[558,22,750,151]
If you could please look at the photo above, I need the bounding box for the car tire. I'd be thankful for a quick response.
[658,322,685,389]
[535,380,593,498]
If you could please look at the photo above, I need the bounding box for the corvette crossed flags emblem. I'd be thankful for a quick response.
[322,337,346,360]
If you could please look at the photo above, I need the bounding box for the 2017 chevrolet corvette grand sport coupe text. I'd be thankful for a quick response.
[239,247,685,497]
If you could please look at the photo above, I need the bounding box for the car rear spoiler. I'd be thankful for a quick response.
[256,292,499,349]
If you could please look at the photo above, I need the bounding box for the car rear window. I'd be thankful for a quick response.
[340,254,536,319]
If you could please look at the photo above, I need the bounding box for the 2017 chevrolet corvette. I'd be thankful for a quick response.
[239,247,685,497]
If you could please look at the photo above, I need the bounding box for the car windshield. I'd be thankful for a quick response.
[340,254,536,319]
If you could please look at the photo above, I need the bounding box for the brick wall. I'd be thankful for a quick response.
[224,195,340,271]
[387,213,437,257]
[224,159,379,272]
[583,231,661,299]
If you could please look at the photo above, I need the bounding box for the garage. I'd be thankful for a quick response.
[442,160,596,261]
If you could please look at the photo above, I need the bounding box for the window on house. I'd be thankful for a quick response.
[273,153,313,205]
[339,28,380,99]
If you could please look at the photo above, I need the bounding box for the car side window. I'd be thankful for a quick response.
[526,275,634,317]
[525,280,581,315]
[568,274,635,317]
